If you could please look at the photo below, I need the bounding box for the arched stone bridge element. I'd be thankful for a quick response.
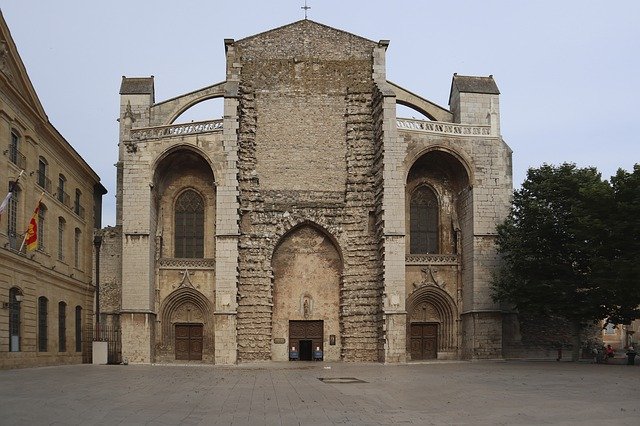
[387,80,453,122]
[149,81,226,126]
[147,79,451,126]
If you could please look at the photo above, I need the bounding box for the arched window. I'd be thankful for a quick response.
[37,203,47,251]
[174,190,204,258]
[57,217,66,261]
[38,296,48,352]
[37,157,51,192]
[57,174,69,206]
[58,301,66,352]
[74,189,82,217]
[410,186,439,254]
[9,131,25,168]
[9,288,22,352]
[75,306,82,352]
[6,181,20,249]
[74,228,81,269]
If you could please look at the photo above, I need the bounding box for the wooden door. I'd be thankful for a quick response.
[410,323,437,360]
[289,320,323,360]
[175,324,203,361]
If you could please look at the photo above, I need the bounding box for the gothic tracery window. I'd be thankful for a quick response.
[410,186,439,254]
[174,190,204,258]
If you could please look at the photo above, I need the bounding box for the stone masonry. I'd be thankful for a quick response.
[102,20,514,365]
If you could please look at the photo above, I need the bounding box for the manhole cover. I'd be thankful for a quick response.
[318,377,367,384]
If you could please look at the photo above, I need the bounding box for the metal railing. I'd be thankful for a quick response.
[57,190,71,207]
[37,171,52,193]
[8,145,26,169]
[74,203,85,220]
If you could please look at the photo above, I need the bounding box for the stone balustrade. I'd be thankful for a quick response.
[157,258,216,270]
[397,118,491,137]
[406,254,459,265]
[129,118,490,141]
[129,119,223,141]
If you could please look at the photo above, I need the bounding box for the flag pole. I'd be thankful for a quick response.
[19,191,45,253]
[0,169,24,220]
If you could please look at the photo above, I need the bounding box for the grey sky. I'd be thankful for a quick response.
[2,1,638,226]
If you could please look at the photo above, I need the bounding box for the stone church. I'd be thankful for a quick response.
[101,20,513,364]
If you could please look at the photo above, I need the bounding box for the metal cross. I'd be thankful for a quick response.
[301,0,311,19]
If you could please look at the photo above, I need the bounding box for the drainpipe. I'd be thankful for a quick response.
[93,234,103,337]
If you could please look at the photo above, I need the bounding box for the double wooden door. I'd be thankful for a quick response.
[410,323,437,360]
[289,320,323,361]
[175,324,203,360]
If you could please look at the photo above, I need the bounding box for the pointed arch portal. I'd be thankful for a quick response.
[271,224,343,361]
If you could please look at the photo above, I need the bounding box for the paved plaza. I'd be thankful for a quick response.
[0,360,638,425]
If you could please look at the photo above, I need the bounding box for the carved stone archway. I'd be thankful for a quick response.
[157,287,214,362]
[406,284,458,359]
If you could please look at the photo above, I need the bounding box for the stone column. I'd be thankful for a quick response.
[118,79,156,363]
[213,43,240,365]
[374,41,407,363]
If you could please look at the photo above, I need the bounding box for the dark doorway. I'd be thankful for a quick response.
[175,324,203,360]
[410,323,438,360]
[289,320,323,361]
[299,340,313,361]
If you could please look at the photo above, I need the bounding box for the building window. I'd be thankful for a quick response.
[75,306,82,352]
[9,131,25,168]
[7,181,20,249]
[58,301,66,352]
[57,217,66,261]
[38,296,48,352]
[57,174,69,206]
[74,228,81,269]
[174,189,204,258]
[37,157,51,192]
[37,203,47,251]
[74,189,84,218]
[410,186,439,254]
[9,288,22,352]
[604,323,617,335]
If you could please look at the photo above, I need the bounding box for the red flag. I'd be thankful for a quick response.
[25,204,40,251]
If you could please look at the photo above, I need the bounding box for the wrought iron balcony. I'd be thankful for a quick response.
[8,145,26,169]
[36,171,52,193]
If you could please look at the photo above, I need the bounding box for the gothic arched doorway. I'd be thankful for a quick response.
[406,285,458,360]
[157,287,214,362]
[271,224,343,361]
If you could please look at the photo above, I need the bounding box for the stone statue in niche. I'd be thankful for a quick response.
[451,209,461,255]
[301,295,313,319]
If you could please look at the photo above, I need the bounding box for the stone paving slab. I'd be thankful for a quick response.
[0,361,639,425]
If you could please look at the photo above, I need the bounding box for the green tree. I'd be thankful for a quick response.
[493,163,613,361]
[606,165,640,326]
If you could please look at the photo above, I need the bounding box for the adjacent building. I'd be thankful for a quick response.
[0,11,106,369]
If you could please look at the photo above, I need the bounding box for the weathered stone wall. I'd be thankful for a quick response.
[234,21,381,362]
[97,226,121,324]
[271,225,341,361]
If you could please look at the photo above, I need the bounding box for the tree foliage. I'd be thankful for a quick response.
[606,164,640,324]
[492,163,640,357]
[493,164,611,322]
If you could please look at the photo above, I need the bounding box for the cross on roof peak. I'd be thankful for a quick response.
[301,0,311,19]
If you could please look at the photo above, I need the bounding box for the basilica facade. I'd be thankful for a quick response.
[102,20,513,364]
